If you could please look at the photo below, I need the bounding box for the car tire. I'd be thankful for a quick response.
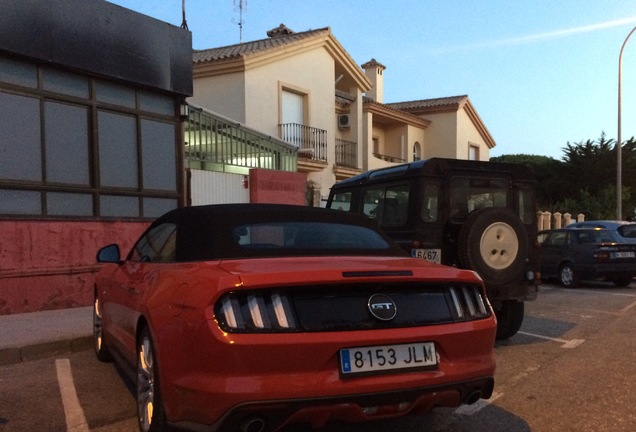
[559,263,579,288]
[137,327,169,432]
[457,208,528,286]
[494,300,524,340]
[93,296,112,362]
[612,275,633,287]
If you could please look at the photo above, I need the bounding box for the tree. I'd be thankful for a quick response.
[489,154,565,211]
[492,133,636,221]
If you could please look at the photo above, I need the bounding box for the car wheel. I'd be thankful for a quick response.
[93,296,112,362]
[494,300,524,340]
[559,263,579,288]
[457,208,528,286]
[612,275,633,287]
[137,327,168,432]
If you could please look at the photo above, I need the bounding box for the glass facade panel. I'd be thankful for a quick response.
[0,91,41,181]
[0,57,37,87]
[100,195,139,217]
[143,197,178,218]
[0,54,181,219]
[47,192,93,216]
[142,119,176,191]
[96,81,136,108]
[42,68,89,99]
[0,190,41,214]
[98,111,138,188]
[139,92,174,115]
[45,101,89,185]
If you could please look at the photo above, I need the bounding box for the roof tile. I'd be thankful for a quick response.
[193,26,330,63]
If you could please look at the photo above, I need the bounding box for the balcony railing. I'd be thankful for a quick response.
[335,138,358,169]
[279,123,327,162]
[184,106,297,174]
[373,153,406,163]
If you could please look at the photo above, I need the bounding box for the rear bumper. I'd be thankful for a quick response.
[171,377,495,432]
[583,263,636,279]
[158,316,496,432]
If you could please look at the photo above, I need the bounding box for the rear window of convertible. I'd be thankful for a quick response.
[233,222,391,251]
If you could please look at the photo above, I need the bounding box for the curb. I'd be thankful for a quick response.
[0,336,93,366]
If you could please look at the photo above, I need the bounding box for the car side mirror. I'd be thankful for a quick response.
[97,244,122,264]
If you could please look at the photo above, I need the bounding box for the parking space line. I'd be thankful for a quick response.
[55,358,89,432]
[517,331,584,348]
[620,299,636,313]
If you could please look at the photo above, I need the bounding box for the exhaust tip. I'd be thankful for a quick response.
[240,417,266,432]
[464,390,483,405]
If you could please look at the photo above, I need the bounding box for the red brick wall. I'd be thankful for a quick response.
[0,220,148,315]
[249,168,307,205]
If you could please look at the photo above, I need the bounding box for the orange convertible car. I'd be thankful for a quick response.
[93,204,496,432]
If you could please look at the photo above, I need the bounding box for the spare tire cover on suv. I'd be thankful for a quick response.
[457,207,528,286]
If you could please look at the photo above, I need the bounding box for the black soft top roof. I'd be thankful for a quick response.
[148,204,406,261]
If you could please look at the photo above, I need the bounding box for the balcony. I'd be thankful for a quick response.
[335,138,358,169]
[333,138,362,180]
[279,123,328,166]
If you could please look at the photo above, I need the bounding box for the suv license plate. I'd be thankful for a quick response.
[340,342,437,376]
[411,248,441,263]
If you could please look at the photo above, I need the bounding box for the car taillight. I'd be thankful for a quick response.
[449,286,489,319]
[593,248,611,262]
[216,293,297,333]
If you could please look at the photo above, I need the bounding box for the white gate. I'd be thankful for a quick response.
[188,169,249,206]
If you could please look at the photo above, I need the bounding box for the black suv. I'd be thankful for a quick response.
[327,158,540,340]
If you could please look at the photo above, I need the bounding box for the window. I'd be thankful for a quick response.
[516,186,534,224]
[0,55,181,219]
[0,57,37,88]
[413,142,421,161]
[421,183,439,222]
[544,232,568,247]
[44,101,89,185]
[469,144,480,161]
[330,191,352,211]
[98,111,138,188]
[450,178,507,218]
[362,184,410,227]
[281,89,304,126]
[234,222,390,251]
[141,120,176,191]
[0,92,41,181]
[280,87,307,147]
[130,223,177,262]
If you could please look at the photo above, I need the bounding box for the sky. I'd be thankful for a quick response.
[106,0,636,160]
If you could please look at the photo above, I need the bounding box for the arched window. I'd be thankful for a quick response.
[413,142,421,161]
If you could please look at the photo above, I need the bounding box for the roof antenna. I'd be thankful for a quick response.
[181,0,188,29]
[233,0,247,42]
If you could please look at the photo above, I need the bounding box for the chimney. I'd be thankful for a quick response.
[361,58,386,103]
[267,24,294,38]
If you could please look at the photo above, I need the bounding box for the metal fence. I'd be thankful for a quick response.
[184,106,297,174]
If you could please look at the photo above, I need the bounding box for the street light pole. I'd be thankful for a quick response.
[617,26,636,220]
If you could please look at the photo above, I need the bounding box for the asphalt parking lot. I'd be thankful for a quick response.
[1,281,636,432]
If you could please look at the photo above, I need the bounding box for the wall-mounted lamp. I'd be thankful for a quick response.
[179,103,189,120]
